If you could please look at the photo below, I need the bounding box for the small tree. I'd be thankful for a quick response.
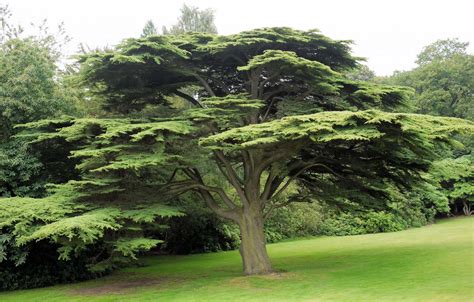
[163,4,217,35]
[4,28,472,275]
[141,20,158,37]
[0,8,76,197]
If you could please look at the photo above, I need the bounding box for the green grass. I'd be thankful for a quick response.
[1,217,473,301]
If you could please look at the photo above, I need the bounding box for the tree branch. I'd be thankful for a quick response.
[213,151,249,208]
[160,172,239,212]
[269,163,342,203]
[262,86,289,101]
[263,200,292,219]
[197,188,240,222]
[261,96,285,121]
[174,90,203,107]
[190,72,216,97]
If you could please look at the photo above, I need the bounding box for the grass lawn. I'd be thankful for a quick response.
[1,217,473,301]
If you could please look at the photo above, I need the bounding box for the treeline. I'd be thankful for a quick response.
[0,4,472,290]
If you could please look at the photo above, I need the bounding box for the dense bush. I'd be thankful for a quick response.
[160,196,240,254]
[264,202,323,242]
[0,241,108,291]
[319,211,407,236]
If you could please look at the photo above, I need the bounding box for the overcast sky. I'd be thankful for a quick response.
[4,0,474,75]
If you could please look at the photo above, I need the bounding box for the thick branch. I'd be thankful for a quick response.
[214,150,249,206]
[174,90,203,107]
[260,169,277,202]
[190,72,216,97]
[198,188,240,222]
[249,68,263,99]
[160,178,239,220]
[197,184,238,210]
[255,141,305,177]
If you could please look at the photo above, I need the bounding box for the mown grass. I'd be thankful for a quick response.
[1,217,473,301]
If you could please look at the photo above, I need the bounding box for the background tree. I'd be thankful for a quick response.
[162,4,217,35]
[0,7,114,290]
[416,38,469,65]
[429,155,473,216]
[345,64,376,81]
[385,53,473,119]
[381,38,473,219]
[0,7,77,197]
[141,20,158,37]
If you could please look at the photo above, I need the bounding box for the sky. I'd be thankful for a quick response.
[4,0,474,75]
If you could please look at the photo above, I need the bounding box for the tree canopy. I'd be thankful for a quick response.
[384,39,473,120]
[416,38,470,65]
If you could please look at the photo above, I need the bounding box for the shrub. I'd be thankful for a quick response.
[0,241,108,291]
[160,196,240,254]
[319,211,408,236]
[265,202,323,242]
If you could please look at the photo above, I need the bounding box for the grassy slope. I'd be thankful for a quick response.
[1,217,473,302]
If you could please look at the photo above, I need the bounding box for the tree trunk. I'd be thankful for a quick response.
[238,207,273,275]
[462,201,472,216]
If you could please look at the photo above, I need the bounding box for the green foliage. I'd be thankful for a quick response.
[416,38,469,65]
[161,195,240,254]
[200,109,472,150]
[0,194,182,271]
[1,115,189,272]
[319,211,407,236]
[141,20,158,37]
[0,38,76,139]
[0,241,108,291]
[0,12,80,199]
[430,155,473,215]
[0,139,44,197]
[162,4,217,35]
[345,64,376,81]
[238,50,341,96]
[265,202,323,242]
[205,27,357,72]
[380,38,473,218]
[114,237,162,259]
[383,39,473,120]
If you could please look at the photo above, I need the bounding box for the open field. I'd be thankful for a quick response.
[1,217,473,302]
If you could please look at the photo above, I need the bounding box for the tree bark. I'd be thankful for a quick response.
[462,201,472,216]
[238,206,273,275]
